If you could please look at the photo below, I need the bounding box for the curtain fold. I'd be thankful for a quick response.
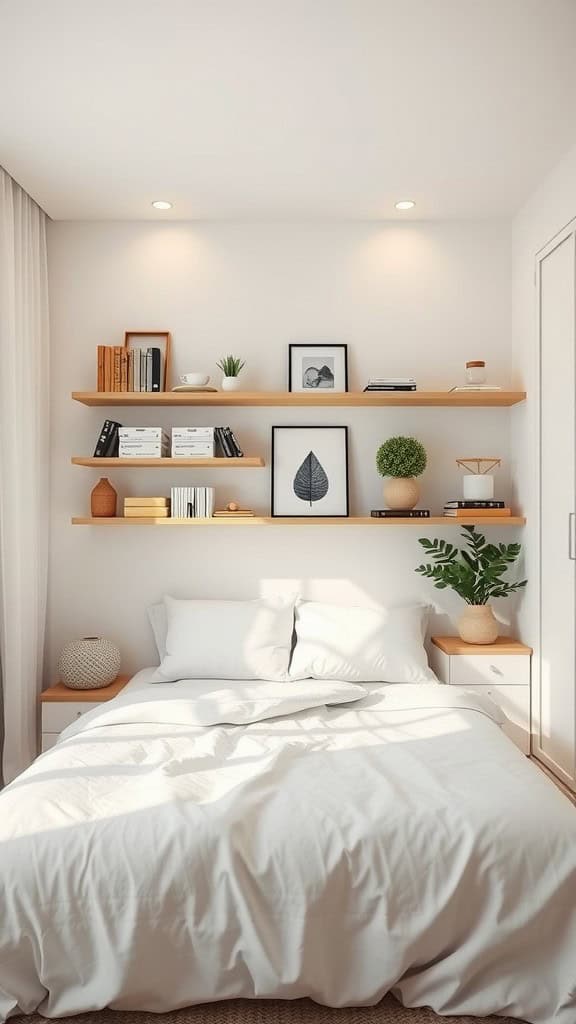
[0,167,49,783]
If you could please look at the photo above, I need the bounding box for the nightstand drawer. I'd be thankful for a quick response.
[42,702,101,732]
[450,654,530,687]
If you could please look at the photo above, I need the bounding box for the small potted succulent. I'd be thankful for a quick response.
[415,525,527,644]
[376,435,427,509]
[217,355,245,391]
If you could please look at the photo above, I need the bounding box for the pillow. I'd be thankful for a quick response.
[150,596,296,682]
[147,602,167,660]
[289,601,436,683]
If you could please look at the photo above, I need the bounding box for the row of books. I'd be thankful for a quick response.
[97,346,164,392]
[170,487,215,518]
[370,500,512,519]
[93,421,244,458]
[364,377,417,392]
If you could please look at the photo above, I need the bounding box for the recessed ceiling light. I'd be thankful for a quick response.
[395,200,415,210]
[151,200,173,210]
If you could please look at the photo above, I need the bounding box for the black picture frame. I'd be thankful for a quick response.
[288,343,349,393]
[271,425,349,517]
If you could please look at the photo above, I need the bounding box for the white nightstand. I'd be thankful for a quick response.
[429,637,532,754]
[39,675,130,752]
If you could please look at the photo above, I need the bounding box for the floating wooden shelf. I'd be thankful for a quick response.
[71,456,265,468]
[71,390,526,408]
[72,515,526,527]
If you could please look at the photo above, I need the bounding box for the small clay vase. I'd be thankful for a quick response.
[383,476,420,510]
[91,477,117,517]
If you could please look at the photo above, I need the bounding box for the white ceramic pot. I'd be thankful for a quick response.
[383,476,420,510]
[463,474,494,500]
[58,636,121,689]
[221,376,242,391]
[458,605,499,645]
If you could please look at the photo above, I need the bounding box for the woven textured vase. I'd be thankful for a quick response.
[91,477,117,517]
[58,637,121,689]
[458,605,499,645]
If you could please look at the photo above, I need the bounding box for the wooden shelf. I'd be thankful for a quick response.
[71,390,526,408]
[72,515,526,527]
[71,456,265,468]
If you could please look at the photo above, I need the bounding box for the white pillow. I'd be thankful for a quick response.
[150,596,296,682]
[147,602,167,660]
[289,601,436,683]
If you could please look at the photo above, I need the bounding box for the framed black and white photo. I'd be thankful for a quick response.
[288,344,348,393]
[271,426,349,517]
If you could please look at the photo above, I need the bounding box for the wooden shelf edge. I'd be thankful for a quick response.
[71,515,526,527]
[71,456,265,468]
[71,390,526,408]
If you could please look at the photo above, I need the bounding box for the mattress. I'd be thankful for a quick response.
[0,671,575,1023]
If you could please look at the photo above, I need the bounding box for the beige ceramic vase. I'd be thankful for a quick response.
[458,604,499,645]
[91,477,117,517]
[384,476,420,510]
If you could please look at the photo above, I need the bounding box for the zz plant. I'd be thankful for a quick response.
[415,525,527,605]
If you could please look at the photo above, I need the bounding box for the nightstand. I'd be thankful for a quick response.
[429,637,532,754]
[39,675,131,752]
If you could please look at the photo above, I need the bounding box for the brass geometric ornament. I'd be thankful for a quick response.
[456,457,502,475]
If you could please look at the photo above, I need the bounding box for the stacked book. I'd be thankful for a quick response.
[93,420,122,457]
[364,377,417,392]
[213,506,255,518]
[97,346,164,393]
[172,427,215,458]
[371,509,430,518]
[170,486,215,518]
[443,500,511,517]
[216,427,244,457]
[118,427,169,458]
[124,497,170,518]
[449,385,502,393]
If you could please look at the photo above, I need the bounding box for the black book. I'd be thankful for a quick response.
[103,424,121,457]
[371,509,430,518]
[225,427,243,457]
[215,426,234,458]
[360,380,414,387]
[151,348,161,392]
[444,500,505,509]
[93,420,122,457]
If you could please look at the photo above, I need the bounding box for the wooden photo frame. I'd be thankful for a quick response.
[124,332,172,392]
[271,425,349,517]
[288,343,348,393]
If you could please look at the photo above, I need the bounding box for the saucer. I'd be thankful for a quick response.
[171,385,219,393]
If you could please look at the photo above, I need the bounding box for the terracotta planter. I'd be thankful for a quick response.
[91,477,117,517]
[458,604,499,645]
[383,476,420,510]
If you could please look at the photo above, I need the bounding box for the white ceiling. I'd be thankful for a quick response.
[1,0,576,221]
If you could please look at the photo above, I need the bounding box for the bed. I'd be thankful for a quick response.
[1,670,575,1022]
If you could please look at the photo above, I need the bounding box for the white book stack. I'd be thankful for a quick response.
[170,486,215,518]
[171,426,215,458]
[118,426,170,458]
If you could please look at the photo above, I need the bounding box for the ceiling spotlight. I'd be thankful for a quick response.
[395,200,415,210]
[151,200,173,210]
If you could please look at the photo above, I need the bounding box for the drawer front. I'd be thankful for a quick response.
[41,733,60,753]
[463,683,530,754]
[42,702,101,732]
[450,654,530,687]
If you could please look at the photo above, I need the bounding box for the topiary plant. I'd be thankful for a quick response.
[376,436,427,478]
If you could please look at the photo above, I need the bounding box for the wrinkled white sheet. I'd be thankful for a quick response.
[0,673,575,1023]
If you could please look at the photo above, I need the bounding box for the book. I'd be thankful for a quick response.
[103,424,120,457]
[226,427,244,457]
[444,500,506,509]
[97,346,105,391]
[444,508,511,517]
[119,427,168,440]
[113,347,122,392]
[93,419,122,457]
[124,506,170,518]
[127,349,134,392]
[371,509,430,518]
[213,510,255,517]
[215,426,234,457]
[140,350,147,391]
[364,384,417,391]
[367,377,416,384]
[124,496,169,507]
[104,347,112,391]
[151,347,161,392]
[172,427,215,438]
[146,348,152,391]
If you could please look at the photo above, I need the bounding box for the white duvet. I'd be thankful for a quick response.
[1,672,575,1023]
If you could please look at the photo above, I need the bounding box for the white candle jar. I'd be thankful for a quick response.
[463,474,494,500]
[466,360,486,385]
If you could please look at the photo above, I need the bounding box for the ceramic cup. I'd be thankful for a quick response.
[180,372,210,386]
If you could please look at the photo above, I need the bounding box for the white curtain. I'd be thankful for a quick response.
[0,168,49,783]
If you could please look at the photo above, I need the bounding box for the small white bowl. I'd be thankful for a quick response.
[180,372,210,386]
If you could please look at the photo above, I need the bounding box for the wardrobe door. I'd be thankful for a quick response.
[536,226,576,788]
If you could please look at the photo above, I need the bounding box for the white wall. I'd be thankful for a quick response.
[47,221,515,676]
[511,141,576,644]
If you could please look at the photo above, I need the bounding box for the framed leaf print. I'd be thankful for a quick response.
[271,426,349,517]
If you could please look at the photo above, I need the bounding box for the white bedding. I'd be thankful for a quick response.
[1,672,575,1023]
